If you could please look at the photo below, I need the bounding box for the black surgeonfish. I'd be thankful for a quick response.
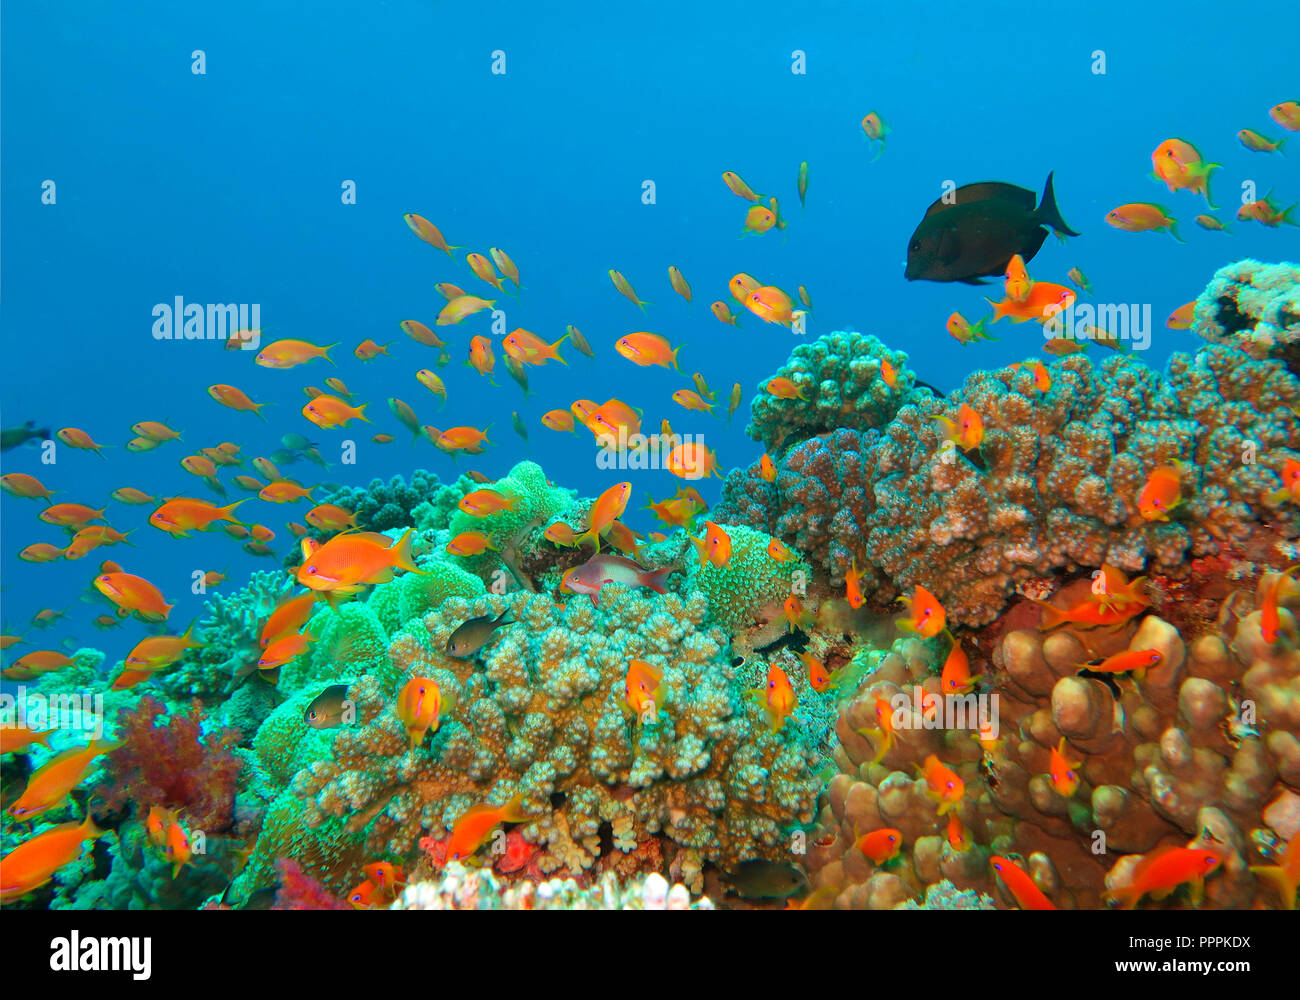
[904,172,1079,284]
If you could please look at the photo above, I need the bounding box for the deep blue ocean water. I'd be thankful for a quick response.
[2,0,1298,650]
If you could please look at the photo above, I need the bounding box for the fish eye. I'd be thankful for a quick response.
[307,566,316,573]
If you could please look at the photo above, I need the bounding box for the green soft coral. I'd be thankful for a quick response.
[686,524,813,631]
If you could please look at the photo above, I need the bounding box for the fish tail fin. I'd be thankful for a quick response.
[1031,599,1067,630]
[221,499,247,523]
[1169,220,1186,243]
[644,566,673,595]
[323,343,338,366]
[551,333,569,365]
[501,794,532,824]
[253,402,270,422]
[391,528,425,575]
[1035,171,1079,237]
[671,344,684,373]
[576,528,601,551]
[1248,864,1297,909]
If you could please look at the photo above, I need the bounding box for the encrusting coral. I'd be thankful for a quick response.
[1192,258,1300,372]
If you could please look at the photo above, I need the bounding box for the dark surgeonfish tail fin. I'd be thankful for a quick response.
[1036,172,1080,237]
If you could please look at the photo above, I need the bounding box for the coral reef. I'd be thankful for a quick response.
[804,571,1300,910]
[686,524,812,631]
[96,696,243,832]
[283,586,825,893]
[1192,259,1300,372]
[745,330,921,453]
[718,334,1300,626]
[314,470,459,536]
[391,864,711,910]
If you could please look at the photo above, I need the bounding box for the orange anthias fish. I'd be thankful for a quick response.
[1081,647,1162,680]
[260,591,320,647]
[458,488,521,517]
[935,403,983,452]
[991,855,1057,910]
[845,559,866,609]
[616,332,682,371]
[783,595,808,631]
[7,741,119,820]
[149,498,246,537]
[1009,360,1051,393]
[729,272,761,303]
[854,827,902,865]
[690,520,732,568]
[1004,253,1032,302]
[1034,595,1146,631]
[255,338,335,369]
[1249,830,1299,910]
[1102,846,1224,909]
[798,651,834,693]
[711,301,743,327]
[1150,138,1219,205]
[1166,301,1196,330]
[94,572,173,622]
[747,287,804,328]
[916,754,964,815]
[947,813,970,851]
[940,639,981,695]
[436,295,495,326]
[625,659,664,720]
[303,394,369,429]
[1089,563,1150,614]
[0,814,106,902]
[749,663,797,732]
[504,328,567,367]
[296,528,424,598]
[609,269,650,312]
[404,214,463,256]
[1105,203,1183,241]
[466,252,507,293]
[1260,567,1298,645]
[395,676,455,747]
[987,282,1076,323]
[1048,737,1083,797]
[766,377,808,401]
[124,621,203,671]
[1264,458,1300,505]
[1137,464,1184,521]
[0,727,55,755]
[465,335,497,382]
[578,482,632,549]
[446,796,532,863]
[666,441,721,480]
[722,171,762,203]
[759,453,777,482]
[896,584,946,638]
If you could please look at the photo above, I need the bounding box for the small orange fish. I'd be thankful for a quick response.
[1166,301,1196,330]
[255,339,335,369]
[578,482,632,549]
[1102,846,1223,909]
[446,531,497,557]
[666,441,721,480]
[404,214,463,256]
[845,559,866,610]
[1137,464,1184,521]
[297,528,423,597]
[987,282,1077,323]
[783,594,808,631]
[56,427,109,459]
[1034,596,1147,631]
[150,498,245,537]
[458,488,520,517]
[465,335,496,381]
[616,332,681,371]
[260,592,320,648]
[541,410,575,433]
[743,204,777,235]
[258,630,316,671]
[466,252,507,293]
[759,453,777,482]
[991,855,1057,910]
[765,377,808,401]
[1105,203,1183,241]
[304,504,358,532]
[395,676,455,747]
[124,621,203,671]
[7,741,119,820]
[542,522,580,547]
[798,651,834,692]
[503,328,568,367]
[1008,360,1051,393]
[1004,254,1032,302]
[1047,737,1082,797]
[1237,128,1287,153]
[0,813,106,902]
[445,796,532,863]
[625,659,664,719]
[302,394,369,429]
[729,273,761,304]
[354,339,392,361]
[916,754,964,815]
[259,480,314,504]
[854,827,902,865]
[722,171,762,203]
[690,520,732,568]
[749,663,797,732]
[947,813,970,851]
[896,585,946,639]
[767,538,793,562]
[881,358,898,388]
[711,301,743,327]
[489,247,521,290]
[609,269,650,312]
[940,639,980,695]
[1260,567,1297,645]
[94,572,173,622]
[1081,647,1161,679]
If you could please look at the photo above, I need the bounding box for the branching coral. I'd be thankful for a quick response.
[286,587,826,891]
[718,330,1300,626]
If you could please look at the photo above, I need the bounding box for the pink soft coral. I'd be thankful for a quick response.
[273,860,352,910]
[96,696,242,831]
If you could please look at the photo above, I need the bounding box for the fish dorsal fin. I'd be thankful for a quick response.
[924,181,1036,218]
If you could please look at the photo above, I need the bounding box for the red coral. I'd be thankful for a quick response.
[273,859,352,910]
[96,696,242,832]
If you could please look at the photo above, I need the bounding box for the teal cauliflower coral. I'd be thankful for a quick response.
[290,586,827,884]
[686,524,812,630]
[747,330,930,454]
